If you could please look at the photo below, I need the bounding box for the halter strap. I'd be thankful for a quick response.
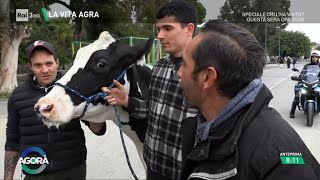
[54,67,129,119]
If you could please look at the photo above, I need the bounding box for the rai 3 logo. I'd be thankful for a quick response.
[16,9,41,22]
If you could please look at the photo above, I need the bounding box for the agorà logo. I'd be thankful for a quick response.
[19,147,49,174]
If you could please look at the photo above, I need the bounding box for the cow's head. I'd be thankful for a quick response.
[34,31,153,127]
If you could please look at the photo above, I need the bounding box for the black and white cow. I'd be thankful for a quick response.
[34,31,152,166]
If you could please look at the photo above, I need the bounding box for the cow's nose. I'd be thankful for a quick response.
[35,105,40,114]
[43,104,54,113]
[34,104,54,115]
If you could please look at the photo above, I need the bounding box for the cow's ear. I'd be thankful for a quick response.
[122,38,154,65]
[133,38,153,60]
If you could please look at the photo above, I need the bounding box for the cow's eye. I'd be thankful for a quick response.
[97,62,105,68]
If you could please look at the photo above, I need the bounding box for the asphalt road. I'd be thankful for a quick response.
[0,62,319,179]
[262,63,320,162]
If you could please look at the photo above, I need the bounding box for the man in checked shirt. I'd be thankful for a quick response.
[102,1,198,179]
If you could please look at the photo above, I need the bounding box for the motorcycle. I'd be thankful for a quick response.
[291,65,320,127]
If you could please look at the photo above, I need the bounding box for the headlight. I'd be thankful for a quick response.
[312,79,320,87]
[302,82,319,88]
[300,88,307,94]
[315,87,320,93]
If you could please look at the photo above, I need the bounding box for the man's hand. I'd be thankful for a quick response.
[102,80,129,108]
[4,151,19,180]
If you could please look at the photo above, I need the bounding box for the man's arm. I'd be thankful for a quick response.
[5,96,20,180]
[4,151,19,180]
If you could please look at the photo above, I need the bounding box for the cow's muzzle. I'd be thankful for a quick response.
[34,104,54,117]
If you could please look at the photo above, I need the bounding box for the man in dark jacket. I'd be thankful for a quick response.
[4,40,106,180]
[292,57,297,68]
[286,56,291,68]
[177,20,320,180]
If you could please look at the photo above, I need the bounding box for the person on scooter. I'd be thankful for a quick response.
[290,51,320,118]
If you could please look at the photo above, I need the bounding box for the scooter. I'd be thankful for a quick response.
[291,65,320,127]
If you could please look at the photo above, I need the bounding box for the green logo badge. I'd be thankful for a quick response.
[41,8,48,21]
[280,152,305,164]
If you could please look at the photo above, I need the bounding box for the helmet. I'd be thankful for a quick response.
[310,50,320,64]
[310,50,320,58]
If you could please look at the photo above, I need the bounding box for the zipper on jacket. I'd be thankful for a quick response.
[36,84,54,93]
[47,129,53,168]
[44,85,54,93]
[50,159,53,168]
[47,132,50,142]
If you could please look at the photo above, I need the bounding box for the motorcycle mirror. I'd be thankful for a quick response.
[292,68,300,73]
[291,76,300,81]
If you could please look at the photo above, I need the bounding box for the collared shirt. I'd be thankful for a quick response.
[128,56,198,179]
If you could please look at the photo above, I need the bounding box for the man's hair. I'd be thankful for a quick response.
[28,47,58,64]
[192,20,266,98]
[156,0,198,28]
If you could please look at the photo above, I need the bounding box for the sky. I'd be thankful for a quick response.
[199,0,320,44]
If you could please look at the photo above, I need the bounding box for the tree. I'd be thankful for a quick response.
[0,0,34,94]
[84,0,132,39]
[311,42,320,51]
[0,0,10,44]
[268,30,311,58]
[41,0,87,40]
[68,0,87,40]
[85,0,206,39]
[26,18,74,68]
[0,0,73,93]
[192,0,206,23]
[131,0,206,24]
[219,0,290,51]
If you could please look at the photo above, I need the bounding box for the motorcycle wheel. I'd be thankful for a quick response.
[307,103,314,127]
